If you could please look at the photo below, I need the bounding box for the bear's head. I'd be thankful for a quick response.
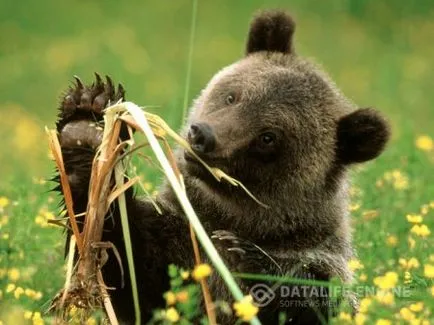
[177,11,390,242]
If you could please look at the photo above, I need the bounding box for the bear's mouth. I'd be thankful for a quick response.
[183,150,222,183]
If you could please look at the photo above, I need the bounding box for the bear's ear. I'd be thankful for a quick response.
[336,108,390,164]
[246,10,296,55]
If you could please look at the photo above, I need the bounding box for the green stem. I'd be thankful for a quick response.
[181,0,198,121]
[114,162,141,325]
[122,102,261,325]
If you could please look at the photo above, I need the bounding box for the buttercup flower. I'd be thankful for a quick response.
[400,307,416,321]
[338,312,352,321]
[165,291,176,305]
[386,235,398,246]
[424,264,434,278]
[14,286,24,299]
[192,263,212,281]
[359,298,372,313]
[165,307,180,322]
[415,135,433,151]
[376,290,395,305]
[0,196,9,209]
[410,224,431,237]
[233,295,259,322]
[348,259,364,272]
[7,268,20,282]
[32,312,44,325]
[354,313,367,325]
[406,214,423,224]
[409,302,424,312]
[373,271,399,289]
[399,258,420,269]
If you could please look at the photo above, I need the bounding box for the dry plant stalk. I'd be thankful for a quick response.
[48,118,126,324]
[48,102,263,325]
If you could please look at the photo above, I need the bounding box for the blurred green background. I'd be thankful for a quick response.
[1,0,433,181]
[1,0,434,323]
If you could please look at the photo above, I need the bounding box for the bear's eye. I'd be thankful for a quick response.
[259,132,276,146]
[225,93,236,105]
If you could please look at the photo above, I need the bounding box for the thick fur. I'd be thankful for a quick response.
[54,11,389,325]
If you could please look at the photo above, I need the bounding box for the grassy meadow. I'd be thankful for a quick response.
[1,0,434,324]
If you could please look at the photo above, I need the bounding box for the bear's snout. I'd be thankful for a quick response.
[187,123,216,154]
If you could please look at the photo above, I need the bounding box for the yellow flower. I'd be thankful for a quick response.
[24,311,33,319]
[404,271,412,284]
[32,312,44,325]
[416,135,433,151]
[6,283,16,293]
[24,288,42,300]
[410,224,431,237]
[192,263,212,281]
[233,295,259,322]
[375,290,394,305]
[400,307,416,321]
[408,236,416,249]
[359,273,368,282]
[373,272,398,289]
[180,271,190,280]
[409,302,424,312]
[424,264,434,278]
[354,313,367,325]
[376,319,391,325]
[420,205,429,215]
[338,312,352,321]
[8,268,20,282]
[165,307,180,322]
[386,235,398,247]
[14,286,24,299]
[0,215,8,227]
[359,298,372,313]
[165,291,176,305]
[86,317,97,325]
[35,215,47,227]
[0,196,9,208]
[399,258,420,270]
[407,214,423,224]
[348,259,364,272]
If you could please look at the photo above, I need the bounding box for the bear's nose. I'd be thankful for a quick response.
[187,123,215,154]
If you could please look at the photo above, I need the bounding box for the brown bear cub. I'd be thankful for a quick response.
[55,10,389,325]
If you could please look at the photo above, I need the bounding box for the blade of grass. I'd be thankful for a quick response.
[114,162,141,325]
[60,235,76,307]
[114,102,262,325]
[181,0,198,121]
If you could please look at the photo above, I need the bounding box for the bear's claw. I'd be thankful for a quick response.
[56,74,126,149]
[57,73,125,132]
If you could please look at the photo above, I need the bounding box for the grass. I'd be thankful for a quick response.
[1,0,434,324]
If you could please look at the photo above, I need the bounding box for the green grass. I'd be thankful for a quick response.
[1,0,434,324]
